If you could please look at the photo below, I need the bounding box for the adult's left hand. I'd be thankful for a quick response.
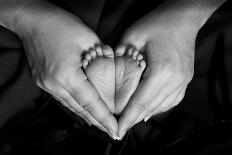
[114,0,221,139]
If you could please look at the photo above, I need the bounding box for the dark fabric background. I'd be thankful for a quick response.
[0,0,232,154]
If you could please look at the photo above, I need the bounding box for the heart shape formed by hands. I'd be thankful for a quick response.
[82,44,146,139]
[5,0,206,142]
[82,45,146,116]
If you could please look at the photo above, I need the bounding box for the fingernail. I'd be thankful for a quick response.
[111,135,117,140]
[108,129,117,140]
[144,116,150,122]
[110,133,117,140]
[117,130,126,141]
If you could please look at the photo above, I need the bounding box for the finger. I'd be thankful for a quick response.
[52,92,109,132]
[39,82,112,136]
[158,85,187,114]
[37,81,72,110]
[57,90,111,134]
[83,111,111,134]
[136,84,185,124]
[117,72,183,138]
[66,69,118,137]
[42,85,96,126]
[117,75,162,138]
[115,44,126,56]
[53,87,112,136]
[144,87,186,123]
[51,93,94,126]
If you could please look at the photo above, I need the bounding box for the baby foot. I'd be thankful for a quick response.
[115,46,146,115]
[82,45,115,113]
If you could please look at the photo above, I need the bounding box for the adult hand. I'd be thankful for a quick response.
[0,0,118,138]
[116,0,225,139]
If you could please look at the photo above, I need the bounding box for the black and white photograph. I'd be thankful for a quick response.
[0,0,232,154]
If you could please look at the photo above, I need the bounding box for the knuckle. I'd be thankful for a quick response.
[94,110,111,125]
[75,108,86,116]
[97,118,108,127]
[99,112,112,125]
[149,107,156,114]
[53,71,68,85]
[125,119,135,128]
[135,100,149,111]
[82,102,95,113]
[44,66,71,86]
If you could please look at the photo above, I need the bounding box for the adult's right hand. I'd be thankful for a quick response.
[0,0,118,138]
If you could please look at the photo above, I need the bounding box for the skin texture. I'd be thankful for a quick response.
[82,44,146,117]
[116,0,226,139]
[0,0,118,138]
[82,45,116,113]
[115,46,146,115]
[0,0,226,140]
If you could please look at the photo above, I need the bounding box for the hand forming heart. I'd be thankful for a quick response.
[81,1,202,139]
[3,0,207,141]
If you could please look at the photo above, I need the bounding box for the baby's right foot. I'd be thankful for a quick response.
[115,46,146,115]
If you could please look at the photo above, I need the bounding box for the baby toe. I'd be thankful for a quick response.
[139,60,146,70]
[132,49,139,60]
[95,45,103,56]
[127,47,133,56]
[136,53,143,61]
[85,53,92,61]
[102,45,114,58]
[115,45,126,56]
[90,48,97,59]
[82,59,89,69]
